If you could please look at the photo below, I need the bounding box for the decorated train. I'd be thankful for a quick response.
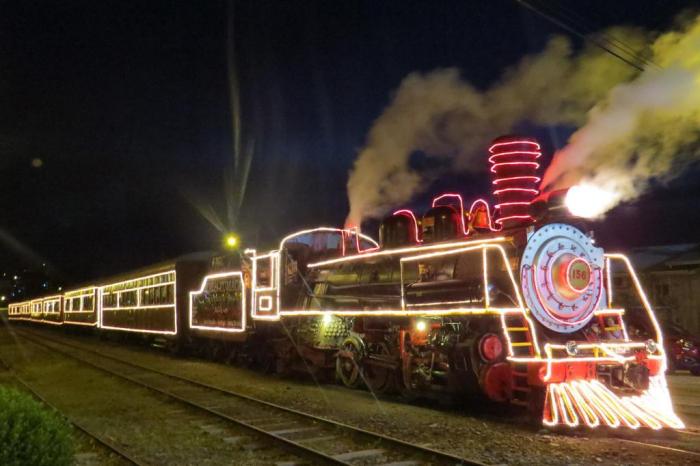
[8,136,685,430]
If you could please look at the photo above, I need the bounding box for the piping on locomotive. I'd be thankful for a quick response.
[7,136,684,430]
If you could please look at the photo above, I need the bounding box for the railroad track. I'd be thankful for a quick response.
[615,438,700,459]
[0,352,144,466]
[16,328,481,466]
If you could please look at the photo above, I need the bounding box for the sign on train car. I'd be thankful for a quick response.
[189,272,246,334]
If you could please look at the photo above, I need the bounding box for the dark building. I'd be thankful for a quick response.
[615,244,700,334]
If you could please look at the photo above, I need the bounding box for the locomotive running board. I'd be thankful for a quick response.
[542,376,685,429]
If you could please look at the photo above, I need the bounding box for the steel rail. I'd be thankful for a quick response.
[17,327,482,465]
[15,330,345,466]
[615,438,700,458]
[0,352,145,466]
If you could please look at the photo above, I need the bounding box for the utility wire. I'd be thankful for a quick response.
[539,0,660,70]
[514,0,650,72]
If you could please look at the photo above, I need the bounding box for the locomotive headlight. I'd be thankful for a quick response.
[223,233,240,250]
[416,320,427,332]
[565,340,579,356]
[645,339,658,354]
[565,184,618,219]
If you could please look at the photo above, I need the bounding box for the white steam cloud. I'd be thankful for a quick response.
[542,14,700,217]
[346,27,648,226]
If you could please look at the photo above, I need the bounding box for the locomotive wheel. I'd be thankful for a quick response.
[363,342,398,394]
[336,335,364,388]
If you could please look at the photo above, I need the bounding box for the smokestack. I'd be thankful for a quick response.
[489,135,542,229]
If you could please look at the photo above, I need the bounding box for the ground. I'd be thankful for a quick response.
[1,324,699,465]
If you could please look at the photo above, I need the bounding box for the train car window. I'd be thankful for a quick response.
[120,290,137,307]
[284,231,344,260]
[164,284,174,304]
[256,257,273,288]
[103,292,117,308]
[403,249,484,308]
[326,234,342,250]
[141,289,152,306]
[484,249,519,307]
[83,295,93,311]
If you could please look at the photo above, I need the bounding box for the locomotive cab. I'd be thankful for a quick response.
[379,211,420,247]
[421,205,463,243]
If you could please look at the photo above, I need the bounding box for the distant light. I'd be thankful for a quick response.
[416,320,427,332]
[322,313,333,325]
[31,158,43,168]
[565,184,617,219]
[1,296,5,302]
[13,275,18,280]
[58,286,62,291]
[224,233,239,250]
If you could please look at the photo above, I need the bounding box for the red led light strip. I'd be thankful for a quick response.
[488,140,541,152]
[488,138,541,228]
[493,187,539,195]
[488,150,542,163]
[492,175,541,185]
[489,161,540,174]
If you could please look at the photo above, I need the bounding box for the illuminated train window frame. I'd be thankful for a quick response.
[30,299,42,318]
[8,301,36,321]
[189,271,247,333]
[39,295,63,326]
[99,270,177,335]
[63,286,98,327]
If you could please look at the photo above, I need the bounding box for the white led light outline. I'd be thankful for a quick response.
[99,270,177,335]
[189,271,246,334]
[259,296,273,311]
[605,253,666,370]
[259,234,508,322]
[272,307,520,317]
[307,237,507,268]
[278,226,379,256]
[398,242,540,357]
[63,286,98,325]
[250,250,281,320]
[543,378,683,429]
[406,299,481,307]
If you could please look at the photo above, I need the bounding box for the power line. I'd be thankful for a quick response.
[540,0,660,70]
[514,0,653,72]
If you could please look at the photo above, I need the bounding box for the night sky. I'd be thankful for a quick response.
[1,0,698,286]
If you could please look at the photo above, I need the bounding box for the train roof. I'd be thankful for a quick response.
[80,250,215,288]
[10,251,215,304]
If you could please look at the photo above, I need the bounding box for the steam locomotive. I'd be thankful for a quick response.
[8,136,684,430]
